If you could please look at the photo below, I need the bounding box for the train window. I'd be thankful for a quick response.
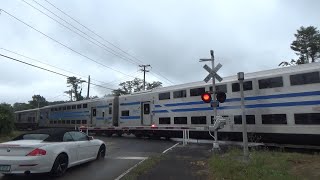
[190,87,205,97]
[191,116,207,124]
[76,120,81,124]
[121,110,129,116]
[63,106,67,111]
[232,81,253,92]
[109,104,112,115]
[49,121,53,124]
[67,106,71,110]
[82,120,87,124]
[46,112,49,118]
[102,112,105,117]
[258,77,283,89]
[294,113,320,124]
[144,104,150,114]
[83,104,88,108]
[51,108,54,112]
[210,84,227,93]
[92,109,96,117]
[58,107,62,111]
[234,115,255,124]
[262,114,287,124]
[18,114,21,121]
[71,120,76,124]
[159,117,170,124]
[54,120,57,124]
[66,120,70,124]
[174,117,187,124]
[159,92,170,100]
[290,72,320,86]
[77,104,82,109]
[55,108,58,111]
[173,90,187,98]
[62,120,66,124]
[72,105,76,109]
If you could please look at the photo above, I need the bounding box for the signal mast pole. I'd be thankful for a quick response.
[200,50,218,147]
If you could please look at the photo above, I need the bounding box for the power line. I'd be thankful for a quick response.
[22,0,140,66]
[38,0,175,85]
[0,47,107,85]
[41,0,145,65]
[0,53,116,90]
[0,9,137,79]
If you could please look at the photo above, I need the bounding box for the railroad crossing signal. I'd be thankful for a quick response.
[203,63,223,83]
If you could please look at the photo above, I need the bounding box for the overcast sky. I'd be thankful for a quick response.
[1,0,319,104]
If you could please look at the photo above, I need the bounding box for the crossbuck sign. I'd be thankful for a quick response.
[203,63,223,83]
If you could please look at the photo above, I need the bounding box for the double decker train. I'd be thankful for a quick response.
[15,63,320,146]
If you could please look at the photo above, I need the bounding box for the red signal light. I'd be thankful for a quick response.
[201,92,212,103]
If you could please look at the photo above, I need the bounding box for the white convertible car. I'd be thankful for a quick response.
[0,128,106,177]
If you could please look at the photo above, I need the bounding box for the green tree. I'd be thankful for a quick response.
[146,81,162,90]
[0,103,14,135]
[280,26,320,66]
[112,78,162,95]
[65,76,86,101]
[28,95,49,108]
[13,102,32,111]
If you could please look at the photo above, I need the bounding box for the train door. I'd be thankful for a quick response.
[142,102,151,125]
[91,107,97,126]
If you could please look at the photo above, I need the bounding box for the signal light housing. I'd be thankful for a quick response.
[201,92,212,103]
[216,92,227,103]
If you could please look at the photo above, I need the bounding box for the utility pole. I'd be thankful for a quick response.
[139,65,151,90]
[86,75,90,99]
[238,72,249,160]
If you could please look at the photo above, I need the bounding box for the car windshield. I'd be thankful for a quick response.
[14,133,50,141]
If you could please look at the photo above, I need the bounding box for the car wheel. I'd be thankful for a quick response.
[50,154,68,177]
[96,145,106,160]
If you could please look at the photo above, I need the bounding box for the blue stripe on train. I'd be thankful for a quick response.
[157,90,320,108]
[96,105,109,108]
[120,116,140,120]
[169,100,320,112]
[120,102,140,106]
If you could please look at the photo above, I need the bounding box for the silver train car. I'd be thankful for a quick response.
[15,63,320,145]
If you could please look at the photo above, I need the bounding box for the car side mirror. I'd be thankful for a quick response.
[88,136,94,141]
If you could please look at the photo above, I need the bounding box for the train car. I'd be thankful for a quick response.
[14,109,39,130]
[117,62,320,145]
[14,62,320,145]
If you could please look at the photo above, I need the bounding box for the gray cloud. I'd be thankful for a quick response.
[1,0,319,104]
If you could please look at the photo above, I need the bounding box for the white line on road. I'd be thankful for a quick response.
[162,142,180,154]
[113,156,148,160]
[114,158,148,180]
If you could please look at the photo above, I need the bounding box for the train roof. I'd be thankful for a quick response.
[124,62,320,96]
[15,96,114,113]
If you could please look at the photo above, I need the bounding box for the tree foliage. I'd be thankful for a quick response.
[280,26,320,66]
[0,103,14,135]
[13,102,32,111]
[65,76,86,101]
[112,78,162,96]
[28,95,48,108]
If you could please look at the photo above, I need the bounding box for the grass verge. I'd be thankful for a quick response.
[209,148,320,180]
[0,131,25,143]
[123,154,165,180]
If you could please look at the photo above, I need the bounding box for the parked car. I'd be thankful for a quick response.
[0,128,106,177]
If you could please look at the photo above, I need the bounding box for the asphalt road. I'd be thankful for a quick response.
[0,136,176,180]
